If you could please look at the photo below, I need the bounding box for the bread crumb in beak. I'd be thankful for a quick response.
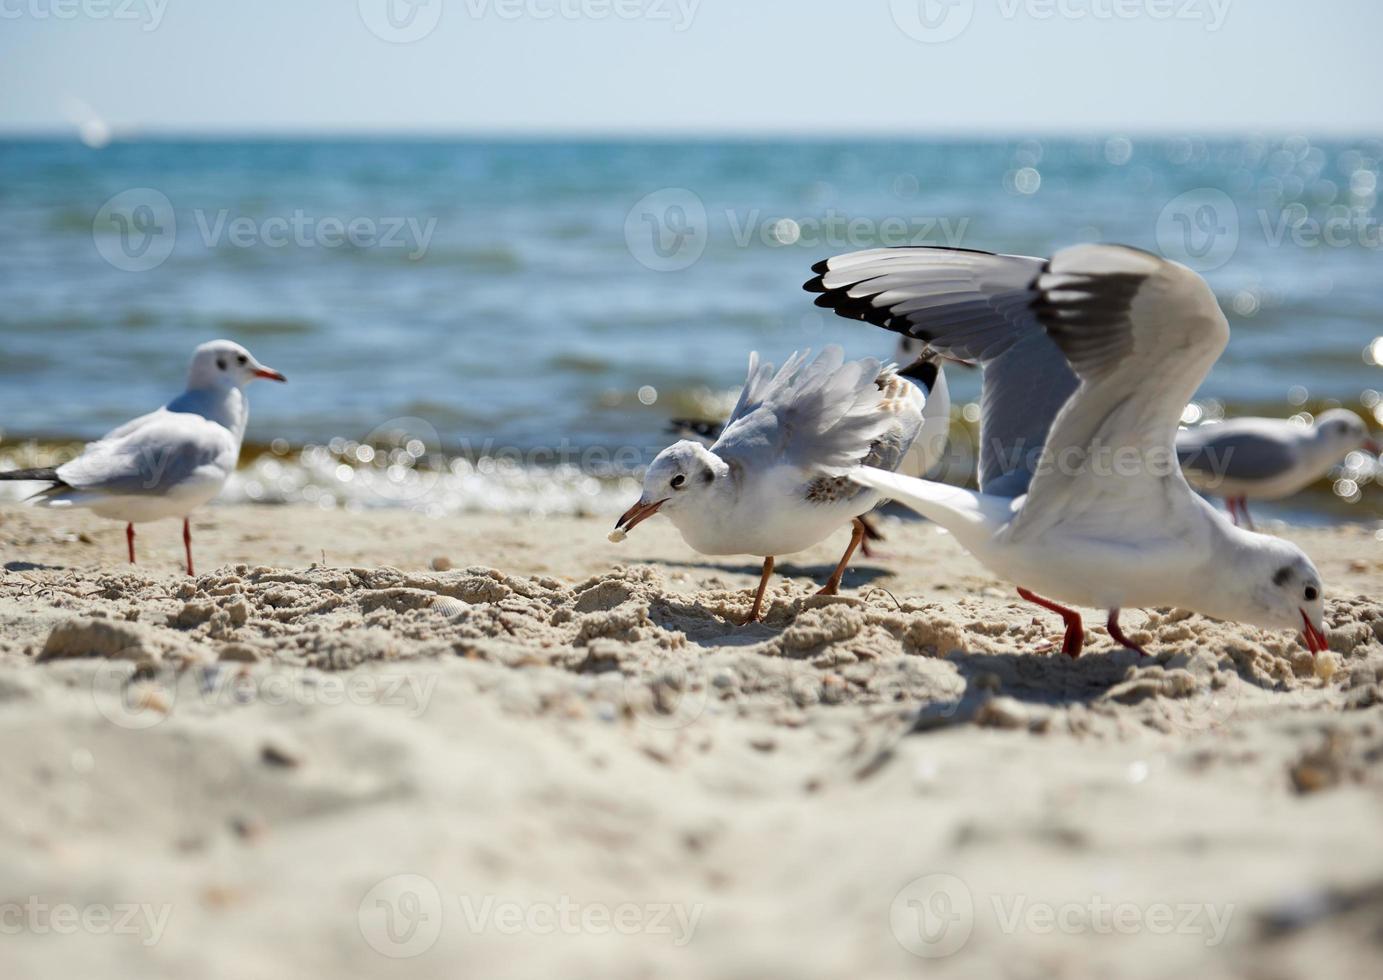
[608,529,628,544]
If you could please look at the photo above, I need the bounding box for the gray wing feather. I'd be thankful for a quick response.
[713,347,900,477]
[54,414,232,497]
[806,246,1073,495]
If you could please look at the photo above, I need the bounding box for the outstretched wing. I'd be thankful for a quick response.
[806,246,1072,496]
[712,346,912,478]
[1008,244,1228,538]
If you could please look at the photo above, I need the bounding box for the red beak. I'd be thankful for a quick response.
[1300,610,1328,655]
[1364,438,1382,455]
[253,367,287,382]
[614,498,666,534]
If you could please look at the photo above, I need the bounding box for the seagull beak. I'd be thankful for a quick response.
[1364,438,1381,455]
[1300,609,1328,655]
[252,366,287,383]
[615,497,666,534]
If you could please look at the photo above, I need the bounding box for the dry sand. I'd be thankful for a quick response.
[0,502,1381,979]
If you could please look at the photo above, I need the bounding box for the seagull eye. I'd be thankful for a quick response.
[670,474,686,489]
[1304,586,1319,602]
[237,354,248,366]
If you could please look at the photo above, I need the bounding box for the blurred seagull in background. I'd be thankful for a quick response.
[615,346,923,624]
[807,244,1329,657]
[0,340,286,575]
[1177,409,1380,529]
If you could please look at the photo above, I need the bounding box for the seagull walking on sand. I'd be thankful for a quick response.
[0,340,286,575]
[1177,410,1380,529]
[613,346,924,624]
[806,244,1329,657]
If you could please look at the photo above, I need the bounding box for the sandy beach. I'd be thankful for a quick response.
[0,502,1379,978]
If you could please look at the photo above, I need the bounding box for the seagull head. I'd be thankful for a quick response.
[186,340,287,391]
[615,440,722,536]
[1312,408,1379,456]
[1238,537,1328,654]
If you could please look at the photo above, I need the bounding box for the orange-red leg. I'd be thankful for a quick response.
[183,517,195,577]
[126,523,136,564]
[1018,587,1084,658]
[1106,609,1149,657]
[817,518,867,596]
[743,556,775,625]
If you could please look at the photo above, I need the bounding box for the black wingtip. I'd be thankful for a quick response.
[810,257,831,275]
[802,275,827,293]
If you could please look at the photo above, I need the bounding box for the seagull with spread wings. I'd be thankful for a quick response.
[805,244,1329,657]
[613,346,924,624]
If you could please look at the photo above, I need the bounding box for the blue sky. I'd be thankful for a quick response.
[2,0,1380,134]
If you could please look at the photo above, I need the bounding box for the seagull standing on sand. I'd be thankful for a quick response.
[806,244,1329,657]
[614,346,924,624]
[1177,410,1380,529]
[0,340,286,575]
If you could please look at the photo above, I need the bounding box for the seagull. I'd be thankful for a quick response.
[614,346,924,624]
[1177,410,1380,529]
[670,336,951,480]
[805,244,1329,657]
[667,336,951,556]
[0,340,286,575]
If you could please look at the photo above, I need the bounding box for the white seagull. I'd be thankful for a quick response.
[0,340,286,575]
[1177,410,1379,529]
[614,346,924,624]
[806,244,1329,657]
[666,335,952,556]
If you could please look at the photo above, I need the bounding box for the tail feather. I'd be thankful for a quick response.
[0,467,62,483]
